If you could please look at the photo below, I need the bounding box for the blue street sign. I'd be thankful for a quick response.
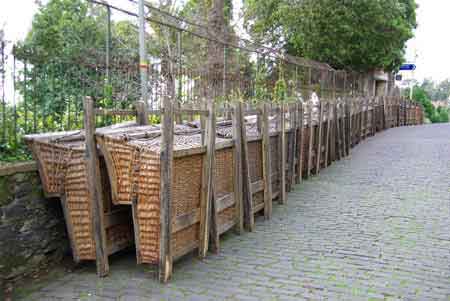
[399,64,416,71]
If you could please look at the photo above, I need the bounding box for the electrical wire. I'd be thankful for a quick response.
[87,0,334,71]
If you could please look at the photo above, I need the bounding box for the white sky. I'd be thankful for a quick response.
[0,0,449,83]
[402,0,450,82]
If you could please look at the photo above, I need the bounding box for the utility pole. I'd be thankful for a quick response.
[409,49,418,100]
[106,6,111,84]
[138,0,149,125]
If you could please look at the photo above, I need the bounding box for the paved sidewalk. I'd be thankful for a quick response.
[21,124,450,300]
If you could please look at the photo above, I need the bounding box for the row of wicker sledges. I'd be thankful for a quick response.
[24,95,423,282]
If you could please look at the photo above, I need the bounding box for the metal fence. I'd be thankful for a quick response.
[0,0,390,160]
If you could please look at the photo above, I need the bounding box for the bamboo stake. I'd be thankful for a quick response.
[199,101,216,257]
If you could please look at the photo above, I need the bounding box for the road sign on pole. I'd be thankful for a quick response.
[399,64,416,71]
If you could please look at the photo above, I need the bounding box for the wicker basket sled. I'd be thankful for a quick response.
[24,97,421,281]
[24,124,136,263]
[96,124,240,265]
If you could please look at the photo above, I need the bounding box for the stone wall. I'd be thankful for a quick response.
[0,162,68,285]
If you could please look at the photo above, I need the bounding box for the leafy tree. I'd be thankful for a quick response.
[412,86,433,119]
[244,0,417,71]
[13,0,143,128]
[420,78,450,101]
[436,107,449,123]
[1,0,144,161]
[411,85,449,123]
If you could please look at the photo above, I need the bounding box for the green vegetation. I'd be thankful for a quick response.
[2,0,142,162]
[0,0,421,162]
[244,0,417,71]
[411,85,448,123]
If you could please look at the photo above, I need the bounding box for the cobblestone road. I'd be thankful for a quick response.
[22,124,450,300]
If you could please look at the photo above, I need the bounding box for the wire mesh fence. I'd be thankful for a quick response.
[1,0,373,161]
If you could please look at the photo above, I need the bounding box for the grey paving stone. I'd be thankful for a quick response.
[17,124,450,301]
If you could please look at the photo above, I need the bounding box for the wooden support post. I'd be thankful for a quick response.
[397,99,400,127]
[363,100,366,133]
[361,99,366,139]
[370,98,375,135]
[345,100,351,156]
[378,99,382,130]
[378,99,382,129]
[395,98,397,126]
[358,100,363,142]
[356,100,359,140]
[354,101,358,143]
[386,97,389,128]
[369,98,375,132]
[354,100,358,143]
[288,104,297,191]
[406,102,410,125]
[377,97,383,128]
[342,101,346,153]
[334,103,342,160]
[232,103,244,233]
[315,101,324,174]
[199,100,216,258]
[354,101,359,143]
[330,101,336,163]
[373,100,376,132]
[368,99,372,135]
[324,102,331,166]
[307,101,314,178]
[234,102,253,232]
[340,102,346,157]
[365,99,369,136]
[83,96,109,277]
[350,100,355,145]
[405,101,408,125]
[261,103,272,219]
[279,103,287,204]
[295,102,304,184]
[408,102,411,125]
[360,100,364,137]
[409,102,411,125]
[159,96,174,283]
[365,99,368,134]
[136,100,147,125]
[387,96,392,129]
[373,98,376,131]
[400,99,402,126]
[405,100,407,126]
[380,99,383,129]
[376,100,380,131]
